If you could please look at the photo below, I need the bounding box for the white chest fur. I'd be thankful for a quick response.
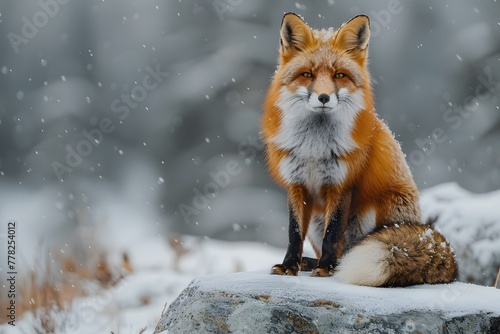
[279,155,348,193]
[272,87,362,191]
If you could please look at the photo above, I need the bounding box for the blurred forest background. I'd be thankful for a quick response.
[0,0,499,253]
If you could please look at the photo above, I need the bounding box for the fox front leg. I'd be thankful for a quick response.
[272,188,312,276]
[271,205,303,276]
[312,188,352,277]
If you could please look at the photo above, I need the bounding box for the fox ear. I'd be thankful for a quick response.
[280,13,314,56]
[336,15,370,51]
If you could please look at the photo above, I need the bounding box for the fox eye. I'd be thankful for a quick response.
[334,73,346,79]
[302,72,313,78]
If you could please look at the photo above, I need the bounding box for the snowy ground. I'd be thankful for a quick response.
[0,182,499,333]
[0,236,285,334]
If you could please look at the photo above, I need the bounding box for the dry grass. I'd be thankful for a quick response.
[0,231,194,332]
[0,244,132,333]
[0,210,134,333]
[495,267,500,289]
[0,218,200,332]
[168,233,189,272]
[0,246,70,326]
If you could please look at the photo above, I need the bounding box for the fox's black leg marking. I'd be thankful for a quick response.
[271,205,303,276]
[316,216,342,272]
[312,190,351,277]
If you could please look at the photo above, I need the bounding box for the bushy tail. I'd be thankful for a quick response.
[334,224,458,287]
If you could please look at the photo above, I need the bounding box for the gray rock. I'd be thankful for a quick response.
[154,272,500,334]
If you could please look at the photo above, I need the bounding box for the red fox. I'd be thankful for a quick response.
[262,13,458,287]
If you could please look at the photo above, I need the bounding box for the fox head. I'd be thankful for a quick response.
[274,13,371,115]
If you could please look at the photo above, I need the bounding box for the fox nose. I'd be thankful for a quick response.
[318,93,330,105]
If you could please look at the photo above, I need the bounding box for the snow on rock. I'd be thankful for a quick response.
[421,182,500,286]
[153,271,500,334]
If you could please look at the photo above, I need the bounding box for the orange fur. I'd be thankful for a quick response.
[264,13,457,286]
[263,14,418,234]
